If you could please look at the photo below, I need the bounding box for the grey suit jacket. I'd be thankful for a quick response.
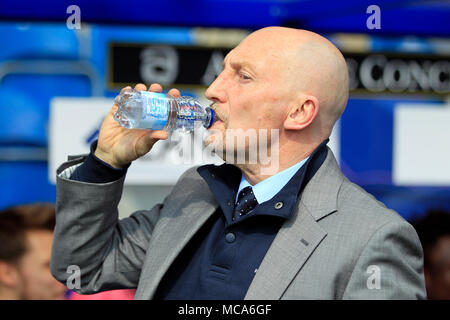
[50,147,426,299]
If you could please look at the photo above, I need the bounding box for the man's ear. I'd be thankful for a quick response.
[0,260,20,288]
[283,95,319,131]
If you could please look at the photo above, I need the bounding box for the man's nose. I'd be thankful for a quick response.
[205,72,226,103]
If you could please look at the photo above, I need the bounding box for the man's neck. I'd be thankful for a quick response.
[236,142,318,185]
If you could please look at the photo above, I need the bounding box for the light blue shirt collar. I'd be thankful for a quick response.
[236,157,309,204]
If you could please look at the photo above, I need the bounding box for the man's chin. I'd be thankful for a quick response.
[204,133,232,163]
[204,127,224,146]
[209,118,224,129]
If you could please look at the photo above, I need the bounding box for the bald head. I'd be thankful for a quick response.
[239,27,349,137]
[204,27,350,175]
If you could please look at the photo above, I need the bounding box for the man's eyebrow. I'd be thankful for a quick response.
[222,55,257,74]
[222,54,256,72]
[230,60,257,74]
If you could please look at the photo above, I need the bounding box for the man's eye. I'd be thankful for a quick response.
[240,73,251,80]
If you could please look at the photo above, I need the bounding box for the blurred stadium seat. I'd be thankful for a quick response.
[0,162,56,210]
[0,23,95,209]
[0,23,79,61]
[0,87,47,146]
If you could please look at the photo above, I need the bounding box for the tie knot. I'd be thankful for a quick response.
[235,186,258,217]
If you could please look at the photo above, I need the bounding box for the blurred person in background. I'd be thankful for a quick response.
[0,203,66,300]
[0,203,135,300]
[411,210,450,300]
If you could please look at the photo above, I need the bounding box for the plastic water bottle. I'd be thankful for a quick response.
[113,89,215,132]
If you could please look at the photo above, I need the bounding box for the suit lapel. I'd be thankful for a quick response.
[245,148,344,299]
[135,196,218,300]
[244,203,327,299]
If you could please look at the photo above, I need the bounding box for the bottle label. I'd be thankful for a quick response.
[140,91,169,130]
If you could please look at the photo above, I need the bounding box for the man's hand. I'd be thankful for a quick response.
[94,83,181,168]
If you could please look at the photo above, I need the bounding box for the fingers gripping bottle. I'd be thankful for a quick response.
[113,88,215,133]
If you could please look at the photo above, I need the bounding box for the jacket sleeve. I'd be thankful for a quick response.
[50,156,162,294]
[342,219,427,299]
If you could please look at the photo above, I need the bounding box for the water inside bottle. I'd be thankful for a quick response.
[114,99,143,129]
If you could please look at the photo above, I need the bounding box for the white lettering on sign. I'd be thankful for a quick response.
[140,46,179,85]
[349,55,450,93]
[202,50,225,86]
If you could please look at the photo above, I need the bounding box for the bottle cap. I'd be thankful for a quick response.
[207,108,215,128]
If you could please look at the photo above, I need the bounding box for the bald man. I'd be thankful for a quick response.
[51,27,426,299]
